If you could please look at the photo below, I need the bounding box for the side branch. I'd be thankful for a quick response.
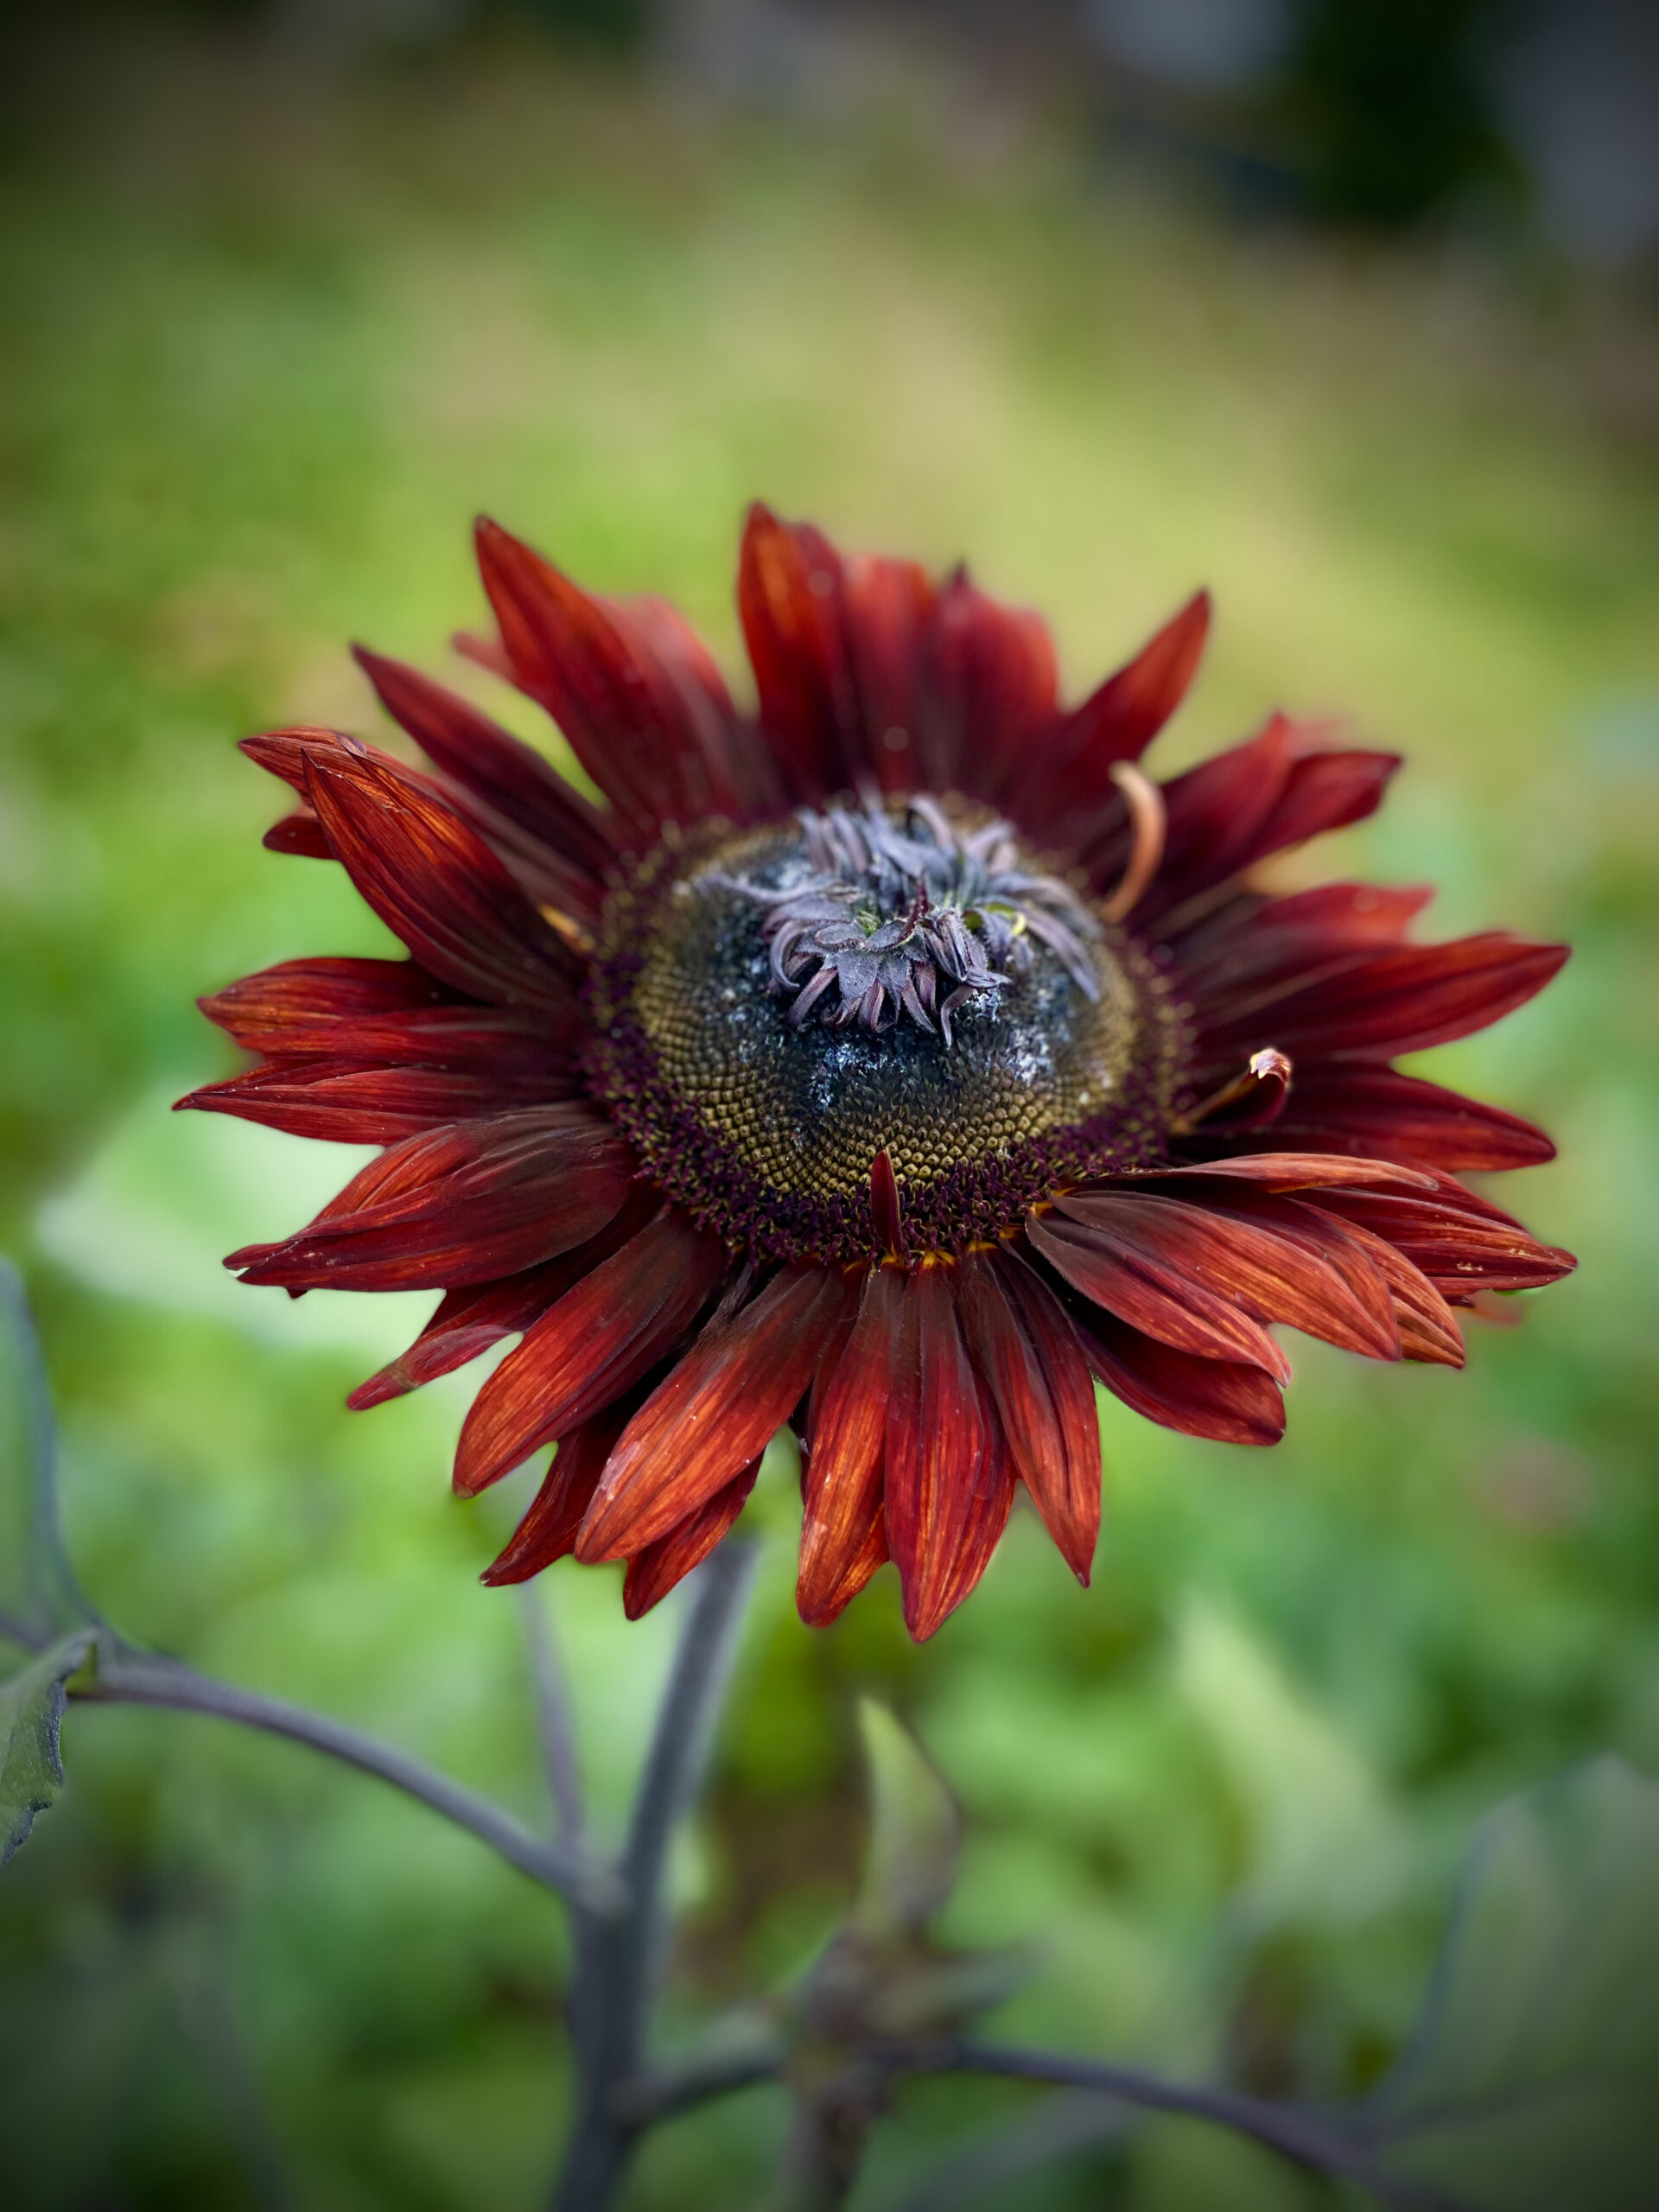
[73,1649,620,1911]
[909,2044,1457,2211]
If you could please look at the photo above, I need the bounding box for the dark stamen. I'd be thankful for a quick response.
[718,793,1103,1043]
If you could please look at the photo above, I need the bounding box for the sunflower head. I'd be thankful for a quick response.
[182,504,1573,1639]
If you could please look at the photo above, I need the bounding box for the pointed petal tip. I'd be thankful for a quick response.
[346,1370,409,1412]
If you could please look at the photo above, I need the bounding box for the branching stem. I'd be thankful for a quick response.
[893,2044,1456,2212]
[72,1646,620,1911]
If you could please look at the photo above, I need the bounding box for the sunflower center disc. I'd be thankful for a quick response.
[588,802,1182,1260]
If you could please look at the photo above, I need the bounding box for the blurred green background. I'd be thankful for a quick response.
[3,7,1658,2208]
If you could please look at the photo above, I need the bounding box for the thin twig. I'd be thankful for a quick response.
[73,1649,621,1911]
[899,2044,1459,2212]
[552,1536,760,2212]
[617,2024,787,2126]
[517,1585,583,1845]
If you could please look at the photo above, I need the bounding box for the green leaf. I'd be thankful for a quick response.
[1176,1598,1407,1932]
[1,1629,96,1867]
[849,1700,962,1943]
[0,1260,98,1648]
[1362,1757,1659,2211]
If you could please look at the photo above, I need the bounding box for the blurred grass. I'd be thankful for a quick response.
[2,16,1658,2210]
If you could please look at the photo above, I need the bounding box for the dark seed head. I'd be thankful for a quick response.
[587,798,1185,1262]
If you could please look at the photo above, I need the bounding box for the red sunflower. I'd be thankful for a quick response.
[182,508,1574,1639]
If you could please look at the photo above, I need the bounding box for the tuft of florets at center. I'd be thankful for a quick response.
[715,792,1102,1045]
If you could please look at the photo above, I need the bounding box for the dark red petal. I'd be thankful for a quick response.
[454,1206,728,1496]
[1254,747,1403,866]
[1025,590,1210,833]
[1313,1214,1465,1368]
[1077,714,1293,899]
[611,589,779,815]
[869,1151,908,1261]
[1054,1186,1401,1363]
[1147,1182,1405,1359]
[179,1057,577,1144]
[348,1196,659,1410]
[199,957,456,1047]
[353,645,617,886]
[264,807,333,858]
[840,552,938,794]
[1025,1208,1292,1380]
[1198,935,1570,1062]
[303,752,583,1007]
[623,1459,763,1620]
[350,1270,569,1411]
[241,723,380,796]
[453,628,516,683]
[1222,1067,1557,1173]
[1066,1305,1287,1446]
[797,1510,889,1630]
[798,1262,901,1624]
[924,566,1059,807]
[883,1265,1012,1641]
[480,1404,634,1586]
[1150,1152,1435,1193]
[199,957,582,1063]
[739,502,862,802]
[474,518,767,830]
[1300,1185,1576,1295]
[230,1109,635,1293]
[957,1249,1099,1585]
[1172,882,1434,996]
[576,1260,857,1560]
[1086,717,1398,916]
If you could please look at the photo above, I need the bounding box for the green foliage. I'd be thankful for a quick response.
[1364,1758,1659,2210]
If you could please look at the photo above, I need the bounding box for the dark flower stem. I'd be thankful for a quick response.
[552,1535,760,2212]
[73,1645,620,1910]
[518,1586,584,1845]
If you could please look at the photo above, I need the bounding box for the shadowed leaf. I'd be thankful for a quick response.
[1361,1757,1659,2210]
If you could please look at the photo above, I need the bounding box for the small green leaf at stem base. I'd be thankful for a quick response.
[1,1629,96,1868]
